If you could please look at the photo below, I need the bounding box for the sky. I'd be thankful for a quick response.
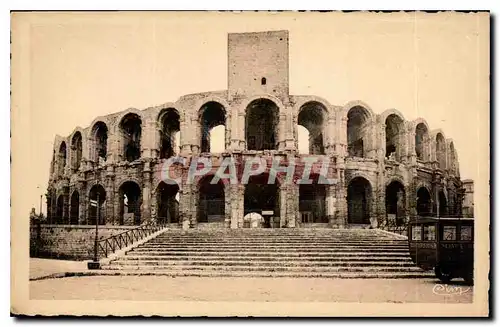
[13,11,489,215]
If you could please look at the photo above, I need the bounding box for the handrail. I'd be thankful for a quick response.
[92,221,168,259]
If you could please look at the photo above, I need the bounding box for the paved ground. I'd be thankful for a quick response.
[30,276,473,303]
[30,258,88,280]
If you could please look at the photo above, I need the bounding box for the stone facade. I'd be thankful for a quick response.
[46,30,469,230]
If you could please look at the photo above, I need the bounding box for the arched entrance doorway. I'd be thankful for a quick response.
[156,181,180,224]
[69,191,80,225]
[198,175,225,224]
[245,99,279,150]
[119,181,141,225]
[244,173,280,228]
[416,187,432,216]
[299,174,327,223]
[347,177,371,224]
[386,181,406,226]
[88,184,106,225]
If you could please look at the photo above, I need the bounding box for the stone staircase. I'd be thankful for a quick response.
[102,228,434,278]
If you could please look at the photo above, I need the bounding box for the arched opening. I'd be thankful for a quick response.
[88,184,106,225]
[198,175,225,223]
[199,102,226,153]
[439,190,448,217]
[56,194,64,224]
[156,182,180,224]
[119,181,141,225]
[299,174,327,223]
[416,187,432,216]
[347,177,371,224]
[244,173,280,228]
[159,109,180,159]
[347,106,370,158]
[58,141,67,175]
[298,102,326,155]
[71,132,83,171]
[415,123,429,161]
[436,133,446,169]
[246,99,279,151]
[69,191,80,225]
[120,113,142,162]
[385,114,404,161]
[385,181,406,226]
[90,121,108,164]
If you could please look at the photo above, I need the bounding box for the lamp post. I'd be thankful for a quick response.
[88,193,101,269]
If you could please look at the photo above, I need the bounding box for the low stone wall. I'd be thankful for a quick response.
[30,224,136,260]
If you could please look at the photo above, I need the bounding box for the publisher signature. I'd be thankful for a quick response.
[432,284,471,296]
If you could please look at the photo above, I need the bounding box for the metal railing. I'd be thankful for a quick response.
[379,217,408,236]
[93,221,167,259]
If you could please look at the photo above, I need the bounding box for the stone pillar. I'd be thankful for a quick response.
[150,187,158,223]
[62,188,70,224]
[142,161,152,224]
[113,186,120,225]
[280,183,298,228]
[230,107,240,150]
[191,115,201,156]
[325,117,336,155]
[104,168,115,225]
[178,183,189,229]
[283,109,295,151]
[77,181,86,225]
[190,183,198,228]
[278,112,286,151]
[224,183,232,228]
[225,112,232,151]
[376,176,386,227]
[336,170,348,228]
[179,116,192,156]
[237,184,245,228]
[238,111,246,150]
[326,184,339,228]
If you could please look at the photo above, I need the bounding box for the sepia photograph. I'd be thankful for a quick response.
[10,10,490,317]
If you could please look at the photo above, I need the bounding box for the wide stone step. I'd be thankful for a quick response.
[126,250,410,257]
[87,269,433,279]
[103,264,425,273]
[139,244,408,250]
[130,247,410,254]
[115,255,412,262]
[109,260,415,267]
[149,238,408,246]
[153,235,399,240]
[154,235,401,240]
